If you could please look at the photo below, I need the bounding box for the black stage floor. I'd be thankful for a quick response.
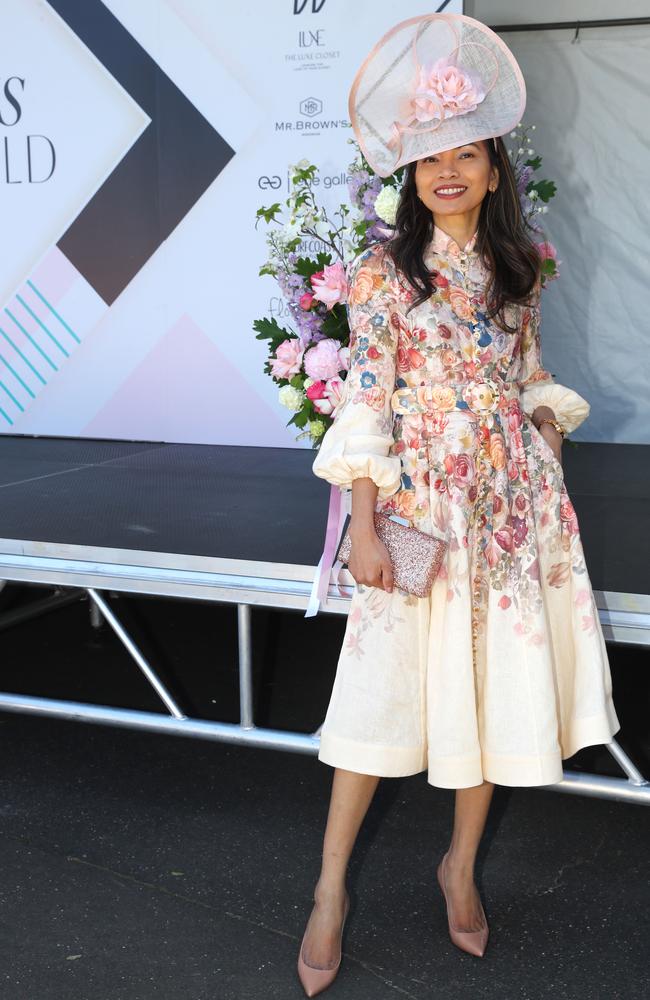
[0,435,647,596]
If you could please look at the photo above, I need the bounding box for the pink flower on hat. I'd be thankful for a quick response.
[412,56,487,124]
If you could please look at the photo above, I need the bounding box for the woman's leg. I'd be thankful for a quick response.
[301,767,380,968]
[443,780,495,931]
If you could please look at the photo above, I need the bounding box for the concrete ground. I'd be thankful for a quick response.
[0,586,648,1000]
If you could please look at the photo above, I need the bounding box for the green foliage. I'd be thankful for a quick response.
[528,178,556,203]
[253,317,292,352]
[293,253,332,278]
[255,203,282,225]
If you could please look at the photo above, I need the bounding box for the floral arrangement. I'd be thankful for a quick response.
[254,126,558,446]
[508,123,559,282]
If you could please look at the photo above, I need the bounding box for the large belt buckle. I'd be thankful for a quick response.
[462,377,501,415]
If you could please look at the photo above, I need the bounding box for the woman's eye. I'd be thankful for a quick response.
[424,152,472,162]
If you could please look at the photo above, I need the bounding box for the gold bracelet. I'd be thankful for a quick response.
[538,417,566,438]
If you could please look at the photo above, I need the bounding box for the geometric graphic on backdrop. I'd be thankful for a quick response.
[48,0,235,305]
[82,315,287,447]
[2,248,107,430]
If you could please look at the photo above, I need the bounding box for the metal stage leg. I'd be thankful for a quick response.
[238,603,254,730]
[86,588,186,720]
[0,591,320,756]
[0,588,646,804]
[89,597,103,630]
[0,588,83,632]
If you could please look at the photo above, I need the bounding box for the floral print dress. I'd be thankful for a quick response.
[312,224,620,789]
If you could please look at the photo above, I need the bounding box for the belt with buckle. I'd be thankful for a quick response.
[390,376,521,417]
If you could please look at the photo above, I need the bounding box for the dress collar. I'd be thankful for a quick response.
[427,223,479,257]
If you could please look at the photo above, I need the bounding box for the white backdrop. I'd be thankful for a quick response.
[468,1,650,444]
[0,0,460,446]
[1,0,646,445]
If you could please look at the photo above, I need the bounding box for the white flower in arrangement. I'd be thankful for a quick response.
[278,385,304,411]
[278,218,301,245]
[314,218,332,241]
[303,377,315,389]
[529,189,539,200]
[308,418,326,439]
[341,238,357,265]
[374,185,400,225]
[302,209,318,228]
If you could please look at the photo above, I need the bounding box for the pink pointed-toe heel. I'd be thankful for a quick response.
[297,892,350,997]
[436,852,489,958]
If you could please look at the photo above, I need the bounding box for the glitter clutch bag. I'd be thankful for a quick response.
[335,512,448,598]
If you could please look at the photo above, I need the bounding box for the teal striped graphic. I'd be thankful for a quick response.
[0,278,86,426]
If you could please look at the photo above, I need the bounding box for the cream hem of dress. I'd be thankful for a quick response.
[318,707,620,790]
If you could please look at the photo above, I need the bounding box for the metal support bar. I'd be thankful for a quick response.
[490,17,650,33]
[0,569,646,805]
[86,587,186,720]
[0,589,82,632]
[0,691,645,804]
[237,603,254,729]
[606,739,648,785]
[545,770,650,806]
[0,693,320,755]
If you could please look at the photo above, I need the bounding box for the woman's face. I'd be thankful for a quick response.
[414,141,498,218]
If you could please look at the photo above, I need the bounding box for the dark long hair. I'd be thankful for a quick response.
[385,137,542,332]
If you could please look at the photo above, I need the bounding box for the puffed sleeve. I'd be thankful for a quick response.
[516,279,591,434]
[311,245,402,499]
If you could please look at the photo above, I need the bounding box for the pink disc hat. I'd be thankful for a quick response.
[348,12,527,178]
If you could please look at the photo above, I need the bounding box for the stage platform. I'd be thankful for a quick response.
[0,434,648,804]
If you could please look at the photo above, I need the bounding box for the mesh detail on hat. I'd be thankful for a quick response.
[350,14,526,177]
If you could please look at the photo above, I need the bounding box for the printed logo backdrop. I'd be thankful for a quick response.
[2,0,557,449]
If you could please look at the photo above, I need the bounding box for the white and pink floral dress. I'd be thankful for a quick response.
[312,224,620,789]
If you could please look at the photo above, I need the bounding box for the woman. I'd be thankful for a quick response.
[298,13,620,996]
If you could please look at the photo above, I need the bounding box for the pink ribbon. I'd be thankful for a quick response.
[305,484,347,618]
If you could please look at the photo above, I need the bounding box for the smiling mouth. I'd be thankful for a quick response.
[434,186,467,195]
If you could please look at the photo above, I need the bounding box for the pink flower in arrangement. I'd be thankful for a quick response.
[312,377,345,416]
[269,338,304,379]
[310,262,348,310]
[305,380,327,401]
[537,240,558,261]
[304,338,344,381]
[300,292,315,310]
[536,240,560,280]
[337,346,350,371]
[412,57,487,124]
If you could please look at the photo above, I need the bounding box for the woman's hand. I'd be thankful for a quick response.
[347,522,394,593]
[348,477,394,592]
[539,422,563,466]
